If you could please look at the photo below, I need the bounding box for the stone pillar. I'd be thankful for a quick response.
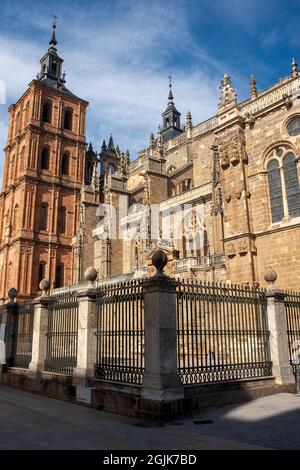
[73,267,98,387]
[1,288,18,367]
[265,267,294,385]
[28,280,50,377]
[141,251,184,401]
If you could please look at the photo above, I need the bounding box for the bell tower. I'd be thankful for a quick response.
[0,20,89,301]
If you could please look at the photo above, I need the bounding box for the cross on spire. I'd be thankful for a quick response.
[168,75,174,102]
[49,15,58,47]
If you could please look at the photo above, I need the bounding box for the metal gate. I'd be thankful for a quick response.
[44,292,78,375]
[11,301,34,368]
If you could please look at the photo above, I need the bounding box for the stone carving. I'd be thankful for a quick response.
[238,239,248,255]
[218,73,237,109]
[226,242,236,258]
[225,194,231,203]
[217,130,247,168]
[282,93,293,109]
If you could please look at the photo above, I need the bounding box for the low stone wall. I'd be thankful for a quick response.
[0,368,75,401]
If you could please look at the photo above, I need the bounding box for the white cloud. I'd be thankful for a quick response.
[0,0,224,169]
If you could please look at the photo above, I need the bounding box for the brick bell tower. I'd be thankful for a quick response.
[0,20,89,301]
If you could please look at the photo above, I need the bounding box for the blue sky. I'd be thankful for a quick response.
[0,0,299,165]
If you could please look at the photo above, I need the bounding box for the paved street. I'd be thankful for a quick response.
[0,385,300,450]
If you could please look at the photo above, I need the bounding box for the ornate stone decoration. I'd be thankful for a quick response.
[226,242,236,258]
[218,73,237,109]
[238,239,248,255]
[217,129,247,169]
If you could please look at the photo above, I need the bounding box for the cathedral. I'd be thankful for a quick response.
[1,24,300,302]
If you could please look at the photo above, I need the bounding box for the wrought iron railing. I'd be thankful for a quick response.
[44,292,79,375]
[284,291,300,377]
[176,280,272,384]
[11,301,34,368]
[95,279,145,384]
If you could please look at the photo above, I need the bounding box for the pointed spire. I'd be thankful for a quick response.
[49,15,58,48]
[218,73,237,109]
[108,134,114,151]
[157,126,163,148]
[291,58,298,78]
[168,75,174,102]
[186,111,192,129]
[101,139,107,153]
[250,75,257,99]
[149,132,155,150]
[126,149,130,163]
[116,144,120,154]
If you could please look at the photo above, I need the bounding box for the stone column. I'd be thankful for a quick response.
[73,267,98,387]
[265,267,294,385]
[28,280,50,378]
[141,251,184,401]
[2,288,18,367]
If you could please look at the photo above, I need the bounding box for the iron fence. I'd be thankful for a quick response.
[176,280,272,384]
[95,279,144,384]
[284,291,300,377]
[44,292,78,375]
[11,301,34,368]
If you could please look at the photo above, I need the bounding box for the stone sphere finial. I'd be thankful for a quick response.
[152,250,168,277]
[8,287,18,302]
[39,279,50,296]
[264,266,277,286]
[84,267,98,286]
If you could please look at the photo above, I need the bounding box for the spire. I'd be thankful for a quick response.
[186,111,192,129]
[101,140,107,153]
[161,77,183,141]
[291,58,298,78]
[250,75,257,99]
[108,134,114,151]
[149,132,155,150]
[218,73,237,109]
[49,15,58,48]
[37,16,66,90]
[168,76,174,102]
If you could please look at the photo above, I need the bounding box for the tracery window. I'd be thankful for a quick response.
[267,146,300,223]
[287,117,300,136]
[182,209,207,258]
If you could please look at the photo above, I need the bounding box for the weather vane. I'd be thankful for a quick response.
[168,75,172,87]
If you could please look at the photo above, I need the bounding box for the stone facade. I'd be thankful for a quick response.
[1,28,300,299]
[92,69,300,290]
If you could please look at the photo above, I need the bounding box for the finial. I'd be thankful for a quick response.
[101,140,107,153]
[108,134,114,150]
[186,110,192,128]
[250,75,257,99]
[152,250,168,277]
[292,58,298,78]
[8,287,18,303]
[49,15,58,48]
[264,266,277,286]
[149,132,155,150]
[168,75,174,102]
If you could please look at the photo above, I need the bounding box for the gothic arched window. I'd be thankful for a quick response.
[267,146,300,223]
[283,153,300,217]
[64,109,73,131]
[61,153,69,176]
[267,159,284,223]
[42,101,52,124]
[41,147,50,170]
[40,203,48,231]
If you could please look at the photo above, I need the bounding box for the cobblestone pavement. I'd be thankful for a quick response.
[0,385,299,450]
